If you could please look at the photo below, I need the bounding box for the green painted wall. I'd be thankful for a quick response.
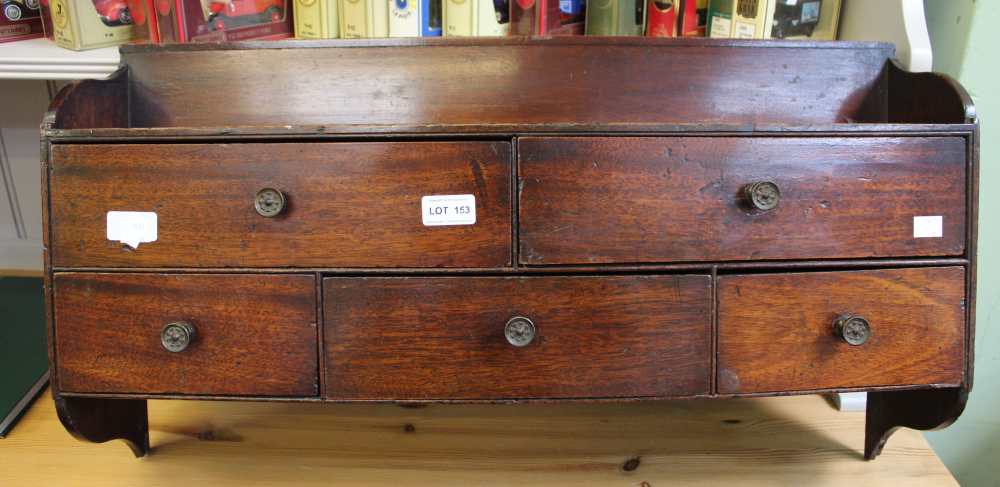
[923,1,1000,485]
[0,277,48,437]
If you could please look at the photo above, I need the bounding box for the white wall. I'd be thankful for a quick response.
[0,79,52,274]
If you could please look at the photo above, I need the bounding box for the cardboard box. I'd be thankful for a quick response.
[706,0,730,37]
[510,0,582,35]
[294,0,337,38]
[709,0,767,39]
[764,0,839,40]
[338,0,386,37]
[389,0,440,37]
[645,0,676,37]
[443,0,505,36]
[127,0,158,41]
[155,0,292,42]
[585,0,643,36]
[41,0,135,50]
[1,0,44,43]
[709,0,840,40]
[679,0,706,36]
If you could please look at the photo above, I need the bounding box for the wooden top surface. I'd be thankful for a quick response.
[118,37,895,51]
[48,38,930,133]
[0,389,956,486]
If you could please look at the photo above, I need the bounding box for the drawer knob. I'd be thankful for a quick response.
[254,188,286,217]
[743,181,781,211]
[504,316,536,347]
[161,321,197,353]
[833,314,871,346]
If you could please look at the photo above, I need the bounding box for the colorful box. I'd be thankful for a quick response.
[294,0,338,38]
[1,0,44,43]
[678,0,705,36]
[155,0,292,43]
[709,0,839,39]
[645,0,675,37]
[41,0,134,50]
[389,0,440,37]
[127,0,158,41]
[585,0,643,36]
[706,0,728,37]
[732,0,766,38]
[509,0,581,35]
[443,0,505,36]
[764,0,839,40]
[338,0,387,37]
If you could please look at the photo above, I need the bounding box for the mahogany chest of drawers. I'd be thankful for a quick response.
[41,38,979,460]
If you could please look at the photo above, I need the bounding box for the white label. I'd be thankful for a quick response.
[709,16,732,38]
[107,211,158,249]
[421,194,476,226]
[734,21,757,38]
[913,216,943,238]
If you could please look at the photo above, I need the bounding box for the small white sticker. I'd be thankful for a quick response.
[107,211,157,249]
[421,194,476,226]
[709,16,732,38]
[913,216,943,238]
[734,21,757,38]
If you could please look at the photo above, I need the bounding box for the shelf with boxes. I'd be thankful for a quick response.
[2,0,845,49]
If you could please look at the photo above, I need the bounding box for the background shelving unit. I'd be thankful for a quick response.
[0,37,119,80]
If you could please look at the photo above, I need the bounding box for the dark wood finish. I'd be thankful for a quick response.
[323,275,712,400]
[888,59,976,124]
[54,395,149,457]
[965,125,981,388]
[864,387,968,460]
[119,39,892,129]
[519,136,966,265]
[49,142,511,268]
[47,67,128,130]
[42,123,980,141]
[717,267,966,394]
[39,40,979,459]
[54,273,318,396]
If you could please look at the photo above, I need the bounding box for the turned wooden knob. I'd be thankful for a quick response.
[743,181,781,211]
[254,188,286,217]
[161,321,196,353]
[504,316,536,347]
[833,314,871,346]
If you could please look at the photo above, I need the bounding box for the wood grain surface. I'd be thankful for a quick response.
[717,267,966,394]
[888,59,976,124]
[518,136,967,265]
[0,389,958,486]
[49,142,511,268]
[54,273,318,396]
[324,275,712,400]
[123,39,892,128]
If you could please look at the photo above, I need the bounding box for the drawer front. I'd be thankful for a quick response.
[717,267,966,394]
[324,275,711,400]
[50,142,511,268]
[55,273,318,396]
[518,137,966,265]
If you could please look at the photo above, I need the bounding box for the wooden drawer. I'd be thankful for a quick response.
[717,267,966,394]
[49,142,511,268]
[518,137,966,265]
[323,275,712,400]
[54,273,318,396]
